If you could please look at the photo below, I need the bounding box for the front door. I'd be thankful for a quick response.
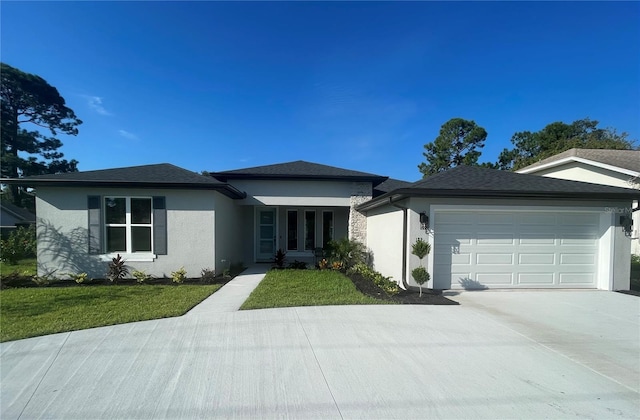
[256,208,276,261]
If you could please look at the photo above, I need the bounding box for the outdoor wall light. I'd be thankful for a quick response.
[620,215,633,237]
[419,212,429,230]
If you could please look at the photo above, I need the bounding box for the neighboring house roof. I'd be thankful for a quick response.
[0,201,35,225]
[517,148,640,176]
[358,165,640,211]
[211,160,388,187]
[1,164,246,199]
[373,178,412,197]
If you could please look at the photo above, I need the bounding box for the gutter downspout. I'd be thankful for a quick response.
[389,197,410,290]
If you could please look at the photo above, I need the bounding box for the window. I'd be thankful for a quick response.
[305,211,316,250]
[322,211,334,248]
[105,197,152,253]
[287,210,298,250]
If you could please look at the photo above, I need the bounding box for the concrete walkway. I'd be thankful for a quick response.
[1,291,638,419]
[186,264,269,316]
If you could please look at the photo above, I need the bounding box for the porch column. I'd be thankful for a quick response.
[348,182,372,244]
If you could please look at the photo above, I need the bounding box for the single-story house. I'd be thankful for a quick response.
[3,161,638,291]
[516,148,640,255]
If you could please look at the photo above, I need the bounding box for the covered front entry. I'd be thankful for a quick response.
[253,206,349,263]
[432,208,601,289]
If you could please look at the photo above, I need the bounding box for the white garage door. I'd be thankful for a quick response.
[433,210,600,289]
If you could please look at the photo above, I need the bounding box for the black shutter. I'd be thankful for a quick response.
[88,196,102,254]
[153,196,167,255]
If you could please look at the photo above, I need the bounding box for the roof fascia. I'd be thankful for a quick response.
[517,156,639,177]
[0,179,247,199]
[357,187,640,212]
[214,173,388,186]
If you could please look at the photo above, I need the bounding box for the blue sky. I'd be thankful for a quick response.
[2,1,638,182]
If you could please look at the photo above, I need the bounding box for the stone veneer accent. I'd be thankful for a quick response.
[348,182,372,244]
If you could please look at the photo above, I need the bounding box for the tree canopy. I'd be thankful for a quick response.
[418,118,487,177]
[1,63,82,205]
[495,118,635,171]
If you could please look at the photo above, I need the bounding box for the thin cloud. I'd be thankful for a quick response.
[86,96,112,116]
[118,130,138,140]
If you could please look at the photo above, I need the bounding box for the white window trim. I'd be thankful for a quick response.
[104,196,154,255]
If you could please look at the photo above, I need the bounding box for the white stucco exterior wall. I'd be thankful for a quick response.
[214,193,244,274]
[35,187,222,279]
[366,205,404,285]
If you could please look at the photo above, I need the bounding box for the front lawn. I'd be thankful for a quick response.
[0,285,221,342]
[0,258,37,277]
[240,269,386,310]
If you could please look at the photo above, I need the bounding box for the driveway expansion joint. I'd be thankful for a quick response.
[16,332,71,420]
[295,308,344,420]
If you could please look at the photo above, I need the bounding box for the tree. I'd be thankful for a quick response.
[418,118,487,177]
[496,118,635,171]
[1,63,82,205]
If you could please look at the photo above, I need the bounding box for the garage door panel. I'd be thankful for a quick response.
[519,253,555,264]
[559,213,599,226]
[477,213,515,225]
[560,236,598,245]
[517,273,555,284]
[560,253,596,265]
[476,253,513,264]
[519,234,556,245]
[476,273,513,284]
[476,234,514,245]
[518,213,557,225]
[559,273,595,285]
[433,209,599,289]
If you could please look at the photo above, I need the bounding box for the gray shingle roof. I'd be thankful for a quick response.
[211,160,388,186]
[2,164,246,198]
[519,148,640,174]
[359,165,640,211]
[373,178,412,197]
[0,202,35,223]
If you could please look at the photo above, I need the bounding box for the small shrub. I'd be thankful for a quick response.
[132,270,152,284]
[274,249,286,269]
[0,225,36,264]
[171,267,187,284]
[411,238,431,260]
[632,254,640,266]
[288,260,308,269]
[347,263,399,296]
[326,238,366,269]
[68,272,89,284]
[317,258,329,270]
[331,261,344,271]
[200,268,216,283]
[106,254,129,283]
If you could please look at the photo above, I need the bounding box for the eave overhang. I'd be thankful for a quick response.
[0,178,247,199]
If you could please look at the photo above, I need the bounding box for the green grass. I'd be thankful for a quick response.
[0,258,37,277]
[240,269,386,310]
[0,284,221,342]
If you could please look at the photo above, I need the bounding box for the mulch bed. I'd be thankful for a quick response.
[347,272,459,305]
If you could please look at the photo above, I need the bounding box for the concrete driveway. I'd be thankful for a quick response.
[1,291,638,419]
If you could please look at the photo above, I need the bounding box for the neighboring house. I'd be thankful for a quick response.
[517,148,640,255]
[3,161,638,291]
[0,201,36,238]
